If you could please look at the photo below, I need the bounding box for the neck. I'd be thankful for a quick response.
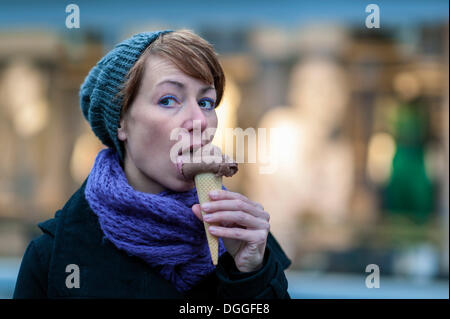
[122,155,166,194]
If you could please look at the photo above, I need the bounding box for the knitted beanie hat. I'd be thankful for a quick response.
[80,30,173,162]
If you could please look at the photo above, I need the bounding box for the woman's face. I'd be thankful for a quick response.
[118,55,218,193]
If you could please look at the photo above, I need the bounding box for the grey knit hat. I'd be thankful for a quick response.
[80,30,173,162]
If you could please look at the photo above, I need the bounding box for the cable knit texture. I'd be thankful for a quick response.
[84,148,226,293]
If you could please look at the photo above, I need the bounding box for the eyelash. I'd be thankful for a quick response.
[158,95,179,107]
[199,98,216,110]
[158,95,216,110]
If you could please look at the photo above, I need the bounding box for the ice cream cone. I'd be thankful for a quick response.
[177,144,238,265]
[194,172,222,265]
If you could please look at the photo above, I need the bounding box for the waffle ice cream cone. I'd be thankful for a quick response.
[194,173,222,265]
[176,144,238,265]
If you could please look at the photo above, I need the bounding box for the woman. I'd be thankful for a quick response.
[13,29,291,298]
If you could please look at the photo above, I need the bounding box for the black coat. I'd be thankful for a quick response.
[13,179,291,299]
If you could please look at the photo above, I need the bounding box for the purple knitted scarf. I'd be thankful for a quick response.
[84,148,226,293]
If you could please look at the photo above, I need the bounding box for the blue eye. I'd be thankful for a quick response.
[158,95,178,107]
[199,98,216,110]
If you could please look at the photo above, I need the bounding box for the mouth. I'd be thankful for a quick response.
[175,143,205,180]
[177,143,207,156]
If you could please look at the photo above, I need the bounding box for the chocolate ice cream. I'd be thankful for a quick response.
[176,144,238,181]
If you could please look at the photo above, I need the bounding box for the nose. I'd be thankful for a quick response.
[182,98,208,133]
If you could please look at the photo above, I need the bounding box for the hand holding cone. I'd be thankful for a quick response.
[176,144,238,265]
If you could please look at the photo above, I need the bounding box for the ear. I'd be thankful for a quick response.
[117,117,127,142]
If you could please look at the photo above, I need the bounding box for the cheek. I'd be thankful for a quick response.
[206,113,218,138]
[126,108,168,154]
[207,111,218,128]
[134,121,168,153]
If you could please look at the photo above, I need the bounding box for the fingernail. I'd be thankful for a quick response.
[203,214,211,221]
[201,203,211,210]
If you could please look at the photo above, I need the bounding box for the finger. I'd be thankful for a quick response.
[208,226,268,245]
[209,190,264,211]
[191,204,203,221]
[201,199,269,221]
[203,211,270,230]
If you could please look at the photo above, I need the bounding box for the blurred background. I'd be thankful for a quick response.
[0,0,448,298]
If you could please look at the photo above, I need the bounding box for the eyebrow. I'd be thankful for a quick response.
[155,80,215,94]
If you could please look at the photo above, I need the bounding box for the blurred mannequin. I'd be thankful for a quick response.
[383,72,435,224]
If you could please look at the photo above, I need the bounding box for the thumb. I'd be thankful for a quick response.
[191,204,203,221]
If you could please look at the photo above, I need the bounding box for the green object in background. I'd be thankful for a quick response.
[384,102,434,224]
